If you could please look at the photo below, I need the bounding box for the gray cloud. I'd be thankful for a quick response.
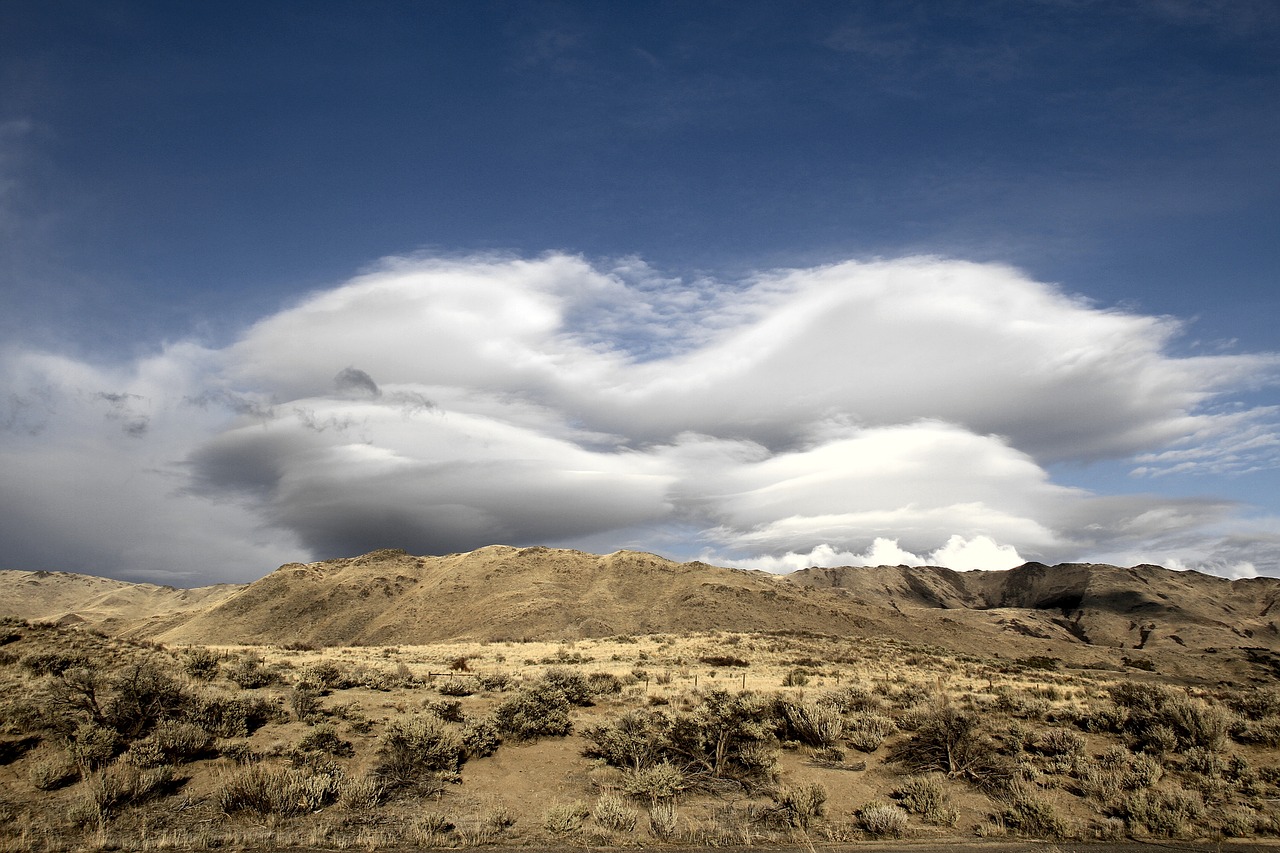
[335,367,380,399]
[2,254,1278,582]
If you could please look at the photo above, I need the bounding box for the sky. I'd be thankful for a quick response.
[1,0,1278,585]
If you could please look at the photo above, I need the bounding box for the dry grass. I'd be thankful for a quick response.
[0,617,1278,850]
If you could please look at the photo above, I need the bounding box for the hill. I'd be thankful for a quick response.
[3,547,1279,683]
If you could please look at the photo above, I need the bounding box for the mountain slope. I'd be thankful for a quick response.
[152,546,895,646]
[3,548,1279,684]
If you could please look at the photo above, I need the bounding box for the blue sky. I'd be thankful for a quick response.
[2,1,1278,583]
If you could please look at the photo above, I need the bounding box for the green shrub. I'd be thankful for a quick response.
[493,683,572,741]
[375,713,463,789]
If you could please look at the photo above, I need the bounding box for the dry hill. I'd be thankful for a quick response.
[3,547,1279,684]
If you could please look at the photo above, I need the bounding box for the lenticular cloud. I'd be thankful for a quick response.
[2,252,1278,582]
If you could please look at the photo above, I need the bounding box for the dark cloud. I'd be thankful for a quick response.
[334,367,380,399]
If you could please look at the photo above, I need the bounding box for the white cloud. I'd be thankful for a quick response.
[2,253,1278,582]
[719,534,1024,574]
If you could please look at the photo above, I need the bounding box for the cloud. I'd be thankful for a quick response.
[2,253,1278,583]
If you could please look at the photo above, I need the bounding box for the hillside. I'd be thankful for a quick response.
[3,547,1280,684]
[151,546,896,647]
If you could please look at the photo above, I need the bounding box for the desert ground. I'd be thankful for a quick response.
[1,548,1279,850]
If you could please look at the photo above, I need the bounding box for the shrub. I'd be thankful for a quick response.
[1224,687,1280,721]
[425,699,464,722]
[28,747,78,790]
[541,667,594,705]
[437,678,474,697]
[493,683,572,741]
[226,655,276,689]
[297,661,343,691]
[892,774,958,826]
[543,800,590,834]
[587,671,623,695]
[1119,786,1204,837]
[81,762,175,820]
[460,717,501,758]
[819,685,882,714]
[150,719,213,762]
[593,792,638,832]
[476,672,511,692]
[856,802,909,837]
[888,704,1010,787]
[997,781,1066,838]
[290,684,323,721]
[215,763,340,815]
[374,713,463,789]
[846,711,897,752]
[623,760,688,803]
[339,774,384,810]
[21,651,89,676]
[182,648,220,681]
[1231,717,1280,747]
[773,782,827,829]
[297,723,354,757]
[1110,682,1229,753]
[776,700,844,747]
[189,692,276,737]
[1029,727,1085,757]
[699,655,749,668]
[648,800,679,840]
[782,668,810,687]
[123,737,167,768]
[69,722,122,770]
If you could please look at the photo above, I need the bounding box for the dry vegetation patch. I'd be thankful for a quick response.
[1,618,1279,850]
